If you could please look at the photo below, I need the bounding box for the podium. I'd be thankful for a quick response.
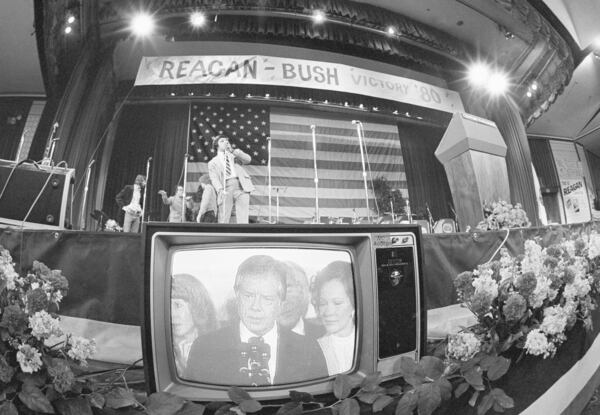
[435,113,510,230]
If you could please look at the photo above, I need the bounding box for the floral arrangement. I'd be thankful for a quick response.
[443,230,600,414]
[0,246,98,414]
[477,200,531,231]
[103,219,122,232]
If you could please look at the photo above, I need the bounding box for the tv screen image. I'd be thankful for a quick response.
[143,223,424,402]
[170,248,355,385]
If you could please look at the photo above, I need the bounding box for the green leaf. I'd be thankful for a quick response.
[416,383,441,415]
[477,393,494,415]
[493,402,505,413]
[463,367,484,390]
[454,382,469,399]
[18,384,55,414]
[395,390,418,415]
[214,403,233,415]
[487,357,511,381]
[333,375,353,400]
[145,392,186,415]
[434,378,452,401]
[468,391,480,407]
[288,391,313,403]
[177,402,206,415]
[357,391,380,404]
[395,357,425,384]
[420,356,444,379]
[275,402,302,415]
[339,398,360,415]
[228,386,252,404]
[54,398,93,415]
[239,399,262,413]
[491,388,514,409]
[0,402,18,415]
[386,385,403,396]
[17,373,45,387]
[373,395,394,413]
[87,392,105,409]
[104,387,137,409]
[361,372,382,392]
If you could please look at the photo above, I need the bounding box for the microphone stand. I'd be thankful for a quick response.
[141,157,152,225]
[79,159,95,230]
[352,120,371,224]
[15,129,29,162]
[182,153,189,222]
[42,123,60,166]
[310,125,319,223]
[267,136,272,223]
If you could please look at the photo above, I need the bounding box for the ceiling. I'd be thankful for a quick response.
[0,0,598,154]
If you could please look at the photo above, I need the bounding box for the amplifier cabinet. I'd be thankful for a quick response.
[0,159,75,229]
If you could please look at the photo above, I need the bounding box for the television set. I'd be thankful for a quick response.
[142,223,425,402]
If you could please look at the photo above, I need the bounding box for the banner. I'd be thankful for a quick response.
[134,55,464,113]
[561,179,591,223]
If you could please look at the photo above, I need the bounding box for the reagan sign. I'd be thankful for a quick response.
[135,55,464,113]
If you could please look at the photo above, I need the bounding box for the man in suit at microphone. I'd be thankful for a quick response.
[208,134,255,224]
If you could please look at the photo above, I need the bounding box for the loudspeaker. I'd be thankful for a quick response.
[0,159,75,229]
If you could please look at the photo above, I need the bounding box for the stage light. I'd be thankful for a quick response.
[531,82,538,91]
[265,93,270,98]
[130,12,155,37]
[467,62,491,87]
[526,91,532,98]
[190,12,206,27]
[393,110,399,115]
[64,26,72,34]
[372,106,379,111]
[170,92,176,96]
[312,10,326,24]
[324,99,328,104]
[359,104,364,109]
[66,15,76,24]
[387,26,395,35]
[230,93,236,97]
[487,71,509,95]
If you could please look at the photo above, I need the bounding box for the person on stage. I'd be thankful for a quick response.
[196,174,218,223]
[115,174,146,232]
[158,185,191,223]
[208,134,255,224]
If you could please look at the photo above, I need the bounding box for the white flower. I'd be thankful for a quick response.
[447,332,481,361]
[563,275,591,301]
[29,311,63,340]
[562,240,576,257]
[521,240,543,275]
[588,233,600,260]
[16,344,43,373]
[540,306,568,336]
[67,336,96,365]
[524,329,556,358]
[30,282,40,290]
[529,276,552,308]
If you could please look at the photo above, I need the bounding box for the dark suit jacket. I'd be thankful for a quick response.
[115,185,144,223]
[184,323,328,385]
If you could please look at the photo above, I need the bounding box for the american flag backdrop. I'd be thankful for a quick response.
[187,103,407,223]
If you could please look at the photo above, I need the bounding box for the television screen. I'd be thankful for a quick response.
[170,248,355,386]
[143,223,424,401]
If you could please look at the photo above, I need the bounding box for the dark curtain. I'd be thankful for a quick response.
[397,122,453,220]
[529,138,560,192]
[102,103,189,223]
[489,97,540,226]
[0,98,32,160]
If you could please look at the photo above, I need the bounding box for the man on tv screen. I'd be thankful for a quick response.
[184,255,327,386]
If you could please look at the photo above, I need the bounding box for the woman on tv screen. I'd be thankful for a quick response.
[311,261,356,376]
[171,274,217,374]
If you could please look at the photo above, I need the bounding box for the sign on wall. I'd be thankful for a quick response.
[561,179,591,224]
[134,55,464,113]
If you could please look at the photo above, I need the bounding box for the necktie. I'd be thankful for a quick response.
[225,153,232,178]
[239,336,271,385]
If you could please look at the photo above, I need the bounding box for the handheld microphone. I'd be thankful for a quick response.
[351,120,362,125]
[88,159,96,168]
[147,156,153,162]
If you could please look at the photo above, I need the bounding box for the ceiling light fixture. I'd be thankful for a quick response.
[312,10,326,24]
[190,12,206,27]
[130,12,155,37]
